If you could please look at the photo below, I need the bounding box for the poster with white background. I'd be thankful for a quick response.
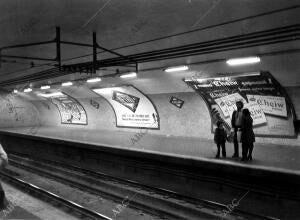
[247,95,287,117]
[243,102,267,126]
[215,93,247,118]
[93,86,159,129]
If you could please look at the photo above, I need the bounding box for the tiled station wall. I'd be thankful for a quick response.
[0,91,40,129]
[286,87,300,121]
[0,85,299,147]
[286,86,300,133]
[30,90,212,139]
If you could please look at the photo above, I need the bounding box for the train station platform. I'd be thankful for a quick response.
[0,126,299,175]
[0,126,299,219]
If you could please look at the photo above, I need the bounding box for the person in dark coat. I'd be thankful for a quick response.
[0,143,8,210]
[231,101,244,158]
[241,108,255,161]
[214,121,227,158]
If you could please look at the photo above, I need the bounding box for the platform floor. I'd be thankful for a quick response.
[0,181,78,220]
[1,126,300,175]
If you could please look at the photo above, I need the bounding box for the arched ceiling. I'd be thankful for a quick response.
[0,0,300,89]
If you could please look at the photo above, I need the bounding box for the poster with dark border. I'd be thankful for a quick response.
[184,71,296,138]
[93,85,159,129]
[50,93,88,125]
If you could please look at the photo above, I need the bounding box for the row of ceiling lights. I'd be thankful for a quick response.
[13,72,138,94]
[13,56,260,94]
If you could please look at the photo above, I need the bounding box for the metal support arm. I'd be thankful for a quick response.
[0,26,138,73]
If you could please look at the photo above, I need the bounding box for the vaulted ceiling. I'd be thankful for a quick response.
[0,0,300,89]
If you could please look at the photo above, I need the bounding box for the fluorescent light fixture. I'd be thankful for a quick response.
[39,92,64,98]
[93,88,113,96]
[226,57,261,66]
[87,77,101,83]
[41,85,50,90]
[120,72,137,78]
[24,88,32,93]
[164,65,189,72]
[62,81,73,87]
[13,89,18,93]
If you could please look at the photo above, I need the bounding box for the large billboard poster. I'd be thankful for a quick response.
[185,72,296,137]
[93,85,159,129]
[50,93,87,125]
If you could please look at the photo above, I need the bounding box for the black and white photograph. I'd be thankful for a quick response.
[0,0,299,219]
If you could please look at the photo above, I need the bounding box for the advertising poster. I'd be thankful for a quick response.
[247,95,287,117]
[184,72,296,137]
[93,85,159,129]
[50,93,87,125]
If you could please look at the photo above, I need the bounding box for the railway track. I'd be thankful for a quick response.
[0,152,288,220]
[0,171,112,220]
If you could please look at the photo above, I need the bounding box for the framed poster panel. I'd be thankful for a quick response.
[93,85,159,129]
[50,92,87,125]
[184,72,296,138]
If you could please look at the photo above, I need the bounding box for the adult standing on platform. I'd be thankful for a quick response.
[0,143,8,210]
[231,101,244,157]
[241,109,255,161]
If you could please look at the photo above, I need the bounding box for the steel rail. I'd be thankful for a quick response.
[7,153,282,220]
[0,171,112,220]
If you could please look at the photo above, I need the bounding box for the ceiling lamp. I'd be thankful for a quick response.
[120,72,137,78]
[24,88,32,93]
[87,77,101,83]
[41,85,50,90]
[226,57,261,66]
[39,92,64,98]
[62,82,73,87]
[164,65,189,72]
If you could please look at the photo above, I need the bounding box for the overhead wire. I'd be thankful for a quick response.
[1,4,300,76]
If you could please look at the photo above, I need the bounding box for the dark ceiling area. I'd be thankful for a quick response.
[0,0,299,88]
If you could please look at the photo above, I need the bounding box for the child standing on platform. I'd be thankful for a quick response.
[214,121,227,158]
